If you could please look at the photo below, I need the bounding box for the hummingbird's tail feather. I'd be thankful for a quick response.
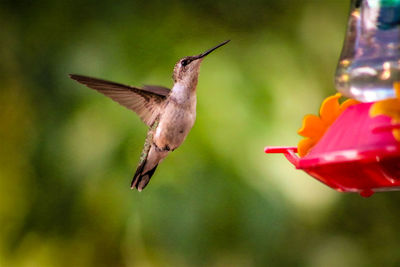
[131,160,158,191]
[131,145,168,191]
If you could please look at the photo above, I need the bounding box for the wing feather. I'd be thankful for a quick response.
[69,74,170,126]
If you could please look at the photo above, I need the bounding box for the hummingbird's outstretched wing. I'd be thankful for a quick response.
[69,74,170,126]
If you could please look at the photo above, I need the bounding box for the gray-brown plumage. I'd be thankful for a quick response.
[69,40,229,191]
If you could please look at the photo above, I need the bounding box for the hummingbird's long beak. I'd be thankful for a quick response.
[192,40,230,60]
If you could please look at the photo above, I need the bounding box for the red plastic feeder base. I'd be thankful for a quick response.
[265,102,400,197]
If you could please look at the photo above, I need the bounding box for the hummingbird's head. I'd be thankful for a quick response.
[172,40,230,86]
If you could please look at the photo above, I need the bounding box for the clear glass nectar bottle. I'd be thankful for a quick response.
[335,0,400,102]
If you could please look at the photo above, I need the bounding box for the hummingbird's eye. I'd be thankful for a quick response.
[181,59,188,66]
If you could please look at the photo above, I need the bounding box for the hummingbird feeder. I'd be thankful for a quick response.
[264,0,400,197]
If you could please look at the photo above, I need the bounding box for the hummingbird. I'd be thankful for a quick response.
[69,40,229,191]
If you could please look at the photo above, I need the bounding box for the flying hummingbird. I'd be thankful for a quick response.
[69,40,229,191]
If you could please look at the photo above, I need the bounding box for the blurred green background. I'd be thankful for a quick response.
[2,0,400,266]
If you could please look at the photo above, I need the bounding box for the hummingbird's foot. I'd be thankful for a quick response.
[154,144,171,152]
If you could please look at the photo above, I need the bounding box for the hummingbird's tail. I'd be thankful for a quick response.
[131,160,158,191]
[131,145,168,191]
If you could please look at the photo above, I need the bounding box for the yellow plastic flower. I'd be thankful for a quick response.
[297,93,360,157]
[370,82,400,141]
